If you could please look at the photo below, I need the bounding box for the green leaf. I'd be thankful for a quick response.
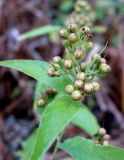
[72,107,99,135]
[18,25,61,40]
[0,60,50,81]
[59,137,124,160]
[0,60,73,91]
[31,96,82,160]
[33,75,73,109]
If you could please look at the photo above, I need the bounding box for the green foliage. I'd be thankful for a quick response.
[0,60,50,81]
[18,25,61,40]
[59,137,124,160]
[31,96,82,160]
[72,107,99,135]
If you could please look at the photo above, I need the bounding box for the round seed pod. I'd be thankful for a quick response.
[80,62,87,71]
[67,23,77,33]
[84,83,93,94]
[74,49,85,60]
[64,60,73,69]
[100,58,106,64]
[52,63,60,69]
[53,56,61,63]
[54,72,60,77]
[104,134,110,141]
[92,53,101,61]
[69,33,78,43]
[81,26,91,33]
[98,128,106,136]
[74,80,83,89]
[46,88,57,95]
[65,85,74,94]
[37,99,45,107]
[86,42,94,51]
[59,29,68,39]
[48,68,55,76]
[99,64,111,73]
[71,90,83,101]
[76,72,85,81]
[91,82,100,92]
[103,140,110,146]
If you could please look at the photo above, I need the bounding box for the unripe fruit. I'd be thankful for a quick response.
[99,64,111,73]
[80,62,87,71]
[53,56,61,63]
[69,33,78,43]
[46,88,57,95]
[100,58,106,64]
[52,63,59,69]
[104,134,110,141]
[84,83,93,94]
[54,72,60,77]
[64,60,73,69]
[37,99,45,107]
[81,26,91,33]
[86,42,94,51]
[67,23,77,33]
[71,90,83,101]
[65,85,74,94]
[48,67,55,76]
[92,53,101,61]
[98,128,106,136]
[103,140,109,146]
[74,49,85,60]
[74,80,83,89]
[91,82,100,92]
[76,72,85,81]
[59,29,68,39]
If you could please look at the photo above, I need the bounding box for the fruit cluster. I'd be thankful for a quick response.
[37,88,57,107]
[94,128,111,146]
[66,0,95,27]
[48,23,111,101]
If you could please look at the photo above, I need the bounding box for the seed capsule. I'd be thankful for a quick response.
[48,68,55,76]
[98,128,106,136]
[76,72,85,81]
[80,62,87,71]
[65,85,74,94]
[53,56,61,63]
[99,64,111,73]
[103,140,110,146]
[84,83,93,94]
[69,33,78,43]
[86,42,94,51]
[81,26,91,33]
[91,82,100,92]
[74,49,85,60]
[54,72,60,77]
[46,88,57,95]
[71,90,83,101]
[67,23,77,33]
[52,63,60,69]
[104,134,110,141]
[100,58,106,64]
[92,53,101,61]
[64,60,73,69]
[37,99,45,107]
[59,29,68,39]
[74,80,83,89]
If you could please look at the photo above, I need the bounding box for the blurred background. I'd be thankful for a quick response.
[0,0,124,159]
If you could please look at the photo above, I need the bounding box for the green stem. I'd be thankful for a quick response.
[51,131,64,160]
